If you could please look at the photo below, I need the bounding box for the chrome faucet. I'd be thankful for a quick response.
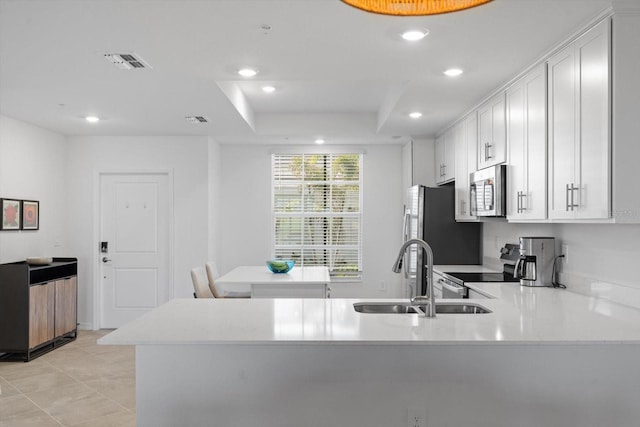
[392,238,435,317]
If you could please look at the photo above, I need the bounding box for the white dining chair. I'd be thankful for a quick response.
[205,261,251,298]
[191,266,214,298]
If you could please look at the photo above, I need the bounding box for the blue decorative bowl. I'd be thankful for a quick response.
[266,260,295,274]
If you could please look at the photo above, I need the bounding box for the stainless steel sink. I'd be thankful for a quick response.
[432,303,492,314]
[352,302,421,314]
[353,302,491,314]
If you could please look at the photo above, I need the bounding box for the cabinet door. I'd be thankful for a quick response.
[548,45,577,220]
[478,102,493,169]
[29,282,55,348]
[454,122,468,219]
[548,19,610,220]
[444,128,455,182]
[478,93,506,169]
[455,113,478,220]
[435,135,445,184]
[490,94,507,165]
[507,80,527,219]
[524,65,548,220]
[575,18,610,219]
[55,277,77,337]
[508,64,547,221]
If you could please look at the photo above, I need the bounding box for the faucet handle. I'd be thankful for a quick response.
[410,295,431,306]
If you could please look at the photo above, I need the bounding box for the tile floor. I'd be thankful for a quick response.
[0,330,135,427]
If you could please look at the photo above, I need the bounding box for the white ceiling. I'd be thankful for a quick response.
[0,0,613,144]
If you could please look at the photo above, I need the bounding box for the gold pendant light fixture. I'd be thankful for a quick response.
[341,0,493,16]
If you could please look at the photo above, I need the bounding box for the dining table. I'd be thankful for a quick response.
[215,265,331,298]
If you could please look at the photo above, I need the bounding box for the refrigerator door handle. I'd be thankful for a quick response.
[402,210,410,279]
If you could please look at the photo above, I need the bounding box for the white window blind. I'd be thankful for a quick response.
[272,153,362,279]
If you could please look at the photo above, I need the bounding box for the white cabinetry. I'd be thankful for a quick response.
[506,64,547,221]
[477,92,506,169]
[454,113,478,221]
[435,130,454,184]
[548,18,610,220]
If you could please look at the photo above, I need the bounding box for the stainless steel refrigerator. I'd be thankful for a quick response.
[402,184,482,297]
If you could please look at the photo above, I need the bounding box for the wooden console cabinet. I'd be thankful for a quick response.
[0,258,78,361]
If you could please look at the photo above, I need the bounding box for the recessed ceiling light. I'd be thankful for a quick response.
[85,116,100,123]
[315,139,325,145]
[262,86,276,93]
[409,112,423,119]
[401,29,429,41]
[444,68,464,77]
[238,68,258,77]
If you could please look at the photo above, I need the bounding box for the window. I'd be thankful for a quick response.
[272,153,362,280]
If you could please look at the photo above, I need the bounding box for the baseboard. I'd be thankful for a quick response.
[77,322,94,330]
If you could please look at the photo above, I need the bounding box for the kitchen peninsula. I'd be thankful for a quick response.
[100,282,640,427]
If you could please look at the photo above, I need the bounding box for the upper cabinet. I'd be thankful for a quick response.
[435,130,454,184]
[547,18,610,220]
[506,64,547,221]
[441,10,640,224]
[454,113,478,221]
[477,92,506,169]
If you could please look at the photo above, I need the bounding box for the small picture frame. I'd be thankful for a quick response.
[1,198,22,231]
[22,200,39,230]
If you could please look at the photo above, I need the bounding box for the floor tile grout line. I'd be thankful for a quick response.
[1,331,136,426]
[19,390,66,427]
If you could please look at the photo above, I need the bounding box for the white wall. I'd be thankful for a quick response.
[217,144,405,298]
[483,221,640,302]
[0,115,68,262]
[66,136,210,328]
[207,138,222,266]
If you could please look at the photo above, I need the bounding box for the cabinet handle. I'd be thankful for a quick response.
[442,164,446,177]
[566,183,579,211]
[486,143,493,160]
[516,191,521,213]
[517,191,527,213]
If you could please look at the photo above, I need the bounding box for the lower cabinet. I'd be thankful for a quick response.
[0,258,78,361]
[55,277,78,337]
[29,282,55,349]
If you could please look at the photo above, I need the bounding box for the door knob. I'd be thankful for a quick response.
[102,257,112,263]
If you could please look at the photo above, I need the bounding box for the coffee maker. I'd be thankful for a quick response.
[515,237,556,287]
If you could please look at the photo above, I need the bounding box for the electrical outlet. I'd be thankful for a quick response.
[379,280,387,291]
[562,244,569,265]
[407,407,427,427]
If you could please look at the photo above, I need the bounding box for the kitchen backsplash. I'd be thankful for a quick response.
[483,221,640,308]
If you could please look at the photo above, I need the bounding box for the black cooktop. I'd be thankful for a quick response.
[442,272,520,284]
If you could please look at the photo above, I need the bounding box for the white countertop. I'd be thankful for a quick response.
[215,265,330,285]
[100,275,640,346]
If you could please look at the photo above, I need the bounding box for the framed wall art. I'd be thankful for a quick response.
[1,198,21,231]
[22,200,39,230]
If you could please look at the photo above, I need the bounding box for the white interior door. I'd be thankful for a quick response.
[100,173,171,328]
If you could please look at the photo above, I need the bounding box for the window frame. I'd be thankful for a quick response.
[271,153,363,281]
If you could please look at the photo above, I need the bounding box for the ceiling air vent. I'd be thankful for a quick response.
[185,116,209,123]
[103,53,151,70]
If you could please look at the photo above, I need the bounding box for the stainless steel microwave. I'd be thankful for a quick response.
[470,165,507,217]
